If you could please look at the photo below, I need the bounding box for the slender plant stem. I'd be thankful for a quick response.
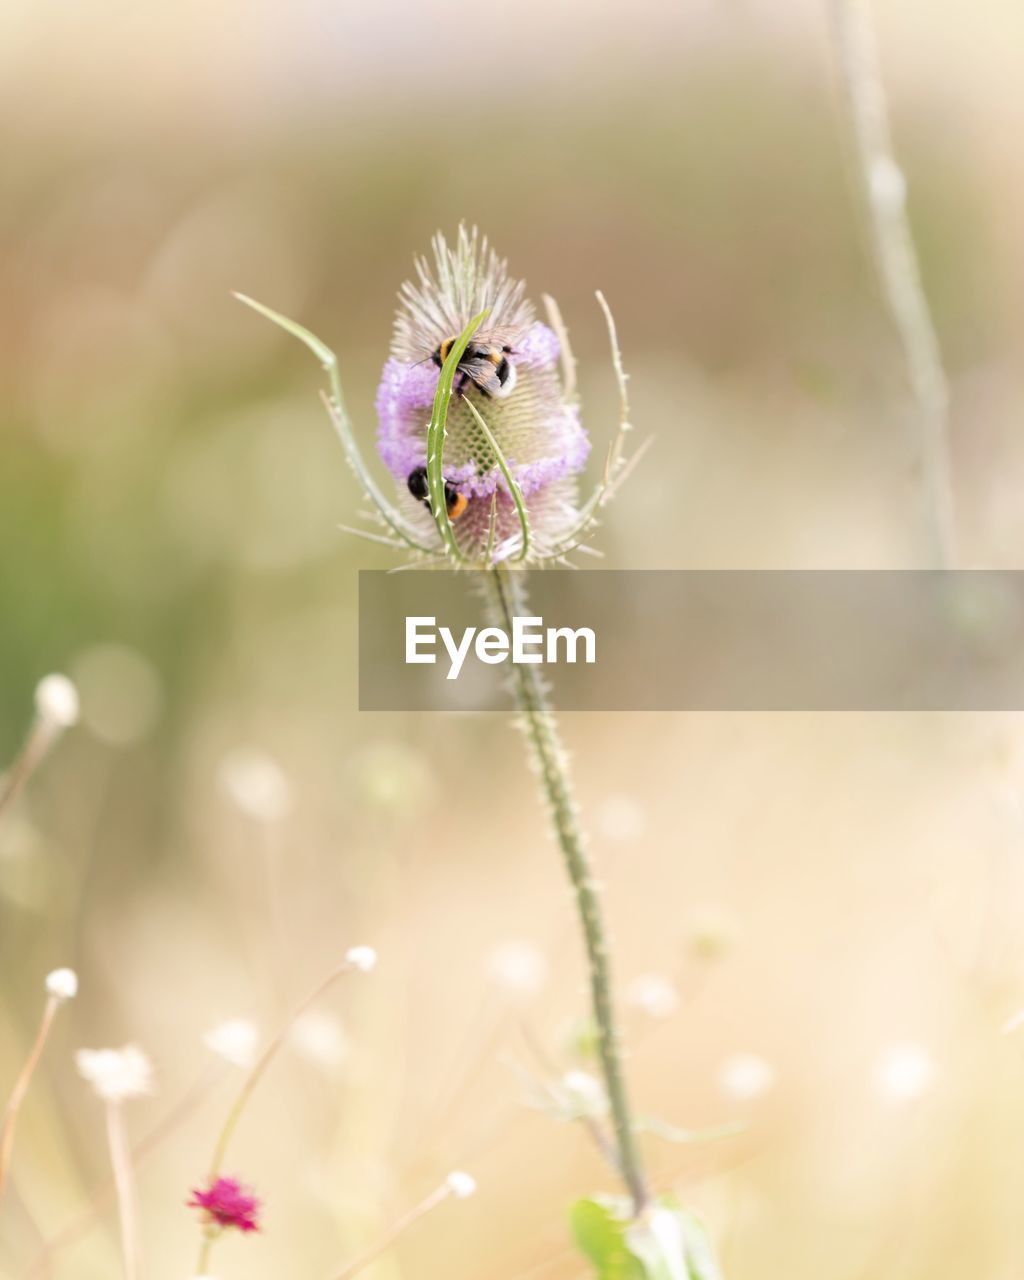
[829,0,956,569]
[23,1064,222,1279]
[0,720,60,826]
[196,956,364,1273]
[487,565,648,1215]
[0,996,59,1201]
[105,1101,141,1280]
[330,1183,452,1280]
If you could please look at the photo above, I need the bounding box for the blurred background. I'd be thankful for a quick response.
[3,0,1024,1276]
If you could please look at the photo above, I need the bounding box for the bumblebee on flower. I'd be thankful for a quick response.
[376,226,594,561]
[236,224,634,568]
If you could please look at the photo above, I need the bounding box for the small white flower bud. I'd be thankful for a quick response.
[203,1018,259,1069]
[346,945,377,972]
[34,674,80,728]
[45,968,78,1001]
[445,1170,477,1199]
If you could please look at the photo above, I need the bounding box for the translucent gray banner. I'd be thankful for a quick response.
[358,571,1024,711]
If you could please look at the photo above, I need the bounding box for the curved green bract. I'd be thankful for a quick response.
[233,291,435,555]
[546,290,635,558]
[461,396,530,562]
[425,309,489,561]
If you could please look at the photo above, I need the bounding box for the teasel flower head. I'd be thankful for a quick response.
[376,226,633,565]
[235,225,638,568]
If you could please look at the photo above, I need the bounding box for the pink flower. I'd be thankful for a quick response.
[189,1176,262,1234]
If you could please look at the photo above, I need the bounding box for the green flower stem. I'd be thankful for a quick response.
[487,564,648,1216]
[196,955,365,1273]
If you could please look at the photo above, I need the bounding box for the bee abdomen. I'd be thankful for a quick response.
[407,467,469,520]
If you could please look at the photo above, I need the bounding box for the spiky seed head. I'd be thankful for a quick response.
[377,226,591,564]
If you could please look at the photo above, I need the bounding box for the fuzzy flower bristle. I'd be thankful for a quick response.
[392,226,533,365]
[234,225,631,568]
[377,225,591,563]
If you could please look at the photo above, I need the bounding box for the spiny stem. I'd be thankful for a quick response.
[105,1101,141,1280]
[0,996,59,1201]
[829,0,956,569]
[487,565,648,1215]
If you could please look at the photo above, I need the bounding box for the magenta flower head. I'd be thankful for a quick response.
[234,225,635,567]
[189,1175,262,1235]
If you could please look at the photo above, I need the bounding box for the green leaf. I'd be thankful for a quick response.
[425,309,489,561]
[571,1197,723,1280]
[570,1199,645,1280]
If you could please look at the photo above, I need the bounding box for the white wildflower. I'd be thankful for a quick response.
[76,1045,155,1101]
[445,1170,477,1199]
[34,674,79,728]
[346,945,377,973]
[45,968,79,1001]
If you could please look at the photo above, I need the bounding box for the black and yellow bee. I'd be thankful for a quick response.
[407,466,469,521]
[432,338,517,399]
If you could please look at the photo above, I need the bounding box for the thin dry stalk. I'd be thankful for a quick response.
[0,996,60,1200]
[196,954,372,1273]
[829,0,956,568]
[105,1101,141,1280]
[0,722,59,825]
[330,1182,453,1280]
